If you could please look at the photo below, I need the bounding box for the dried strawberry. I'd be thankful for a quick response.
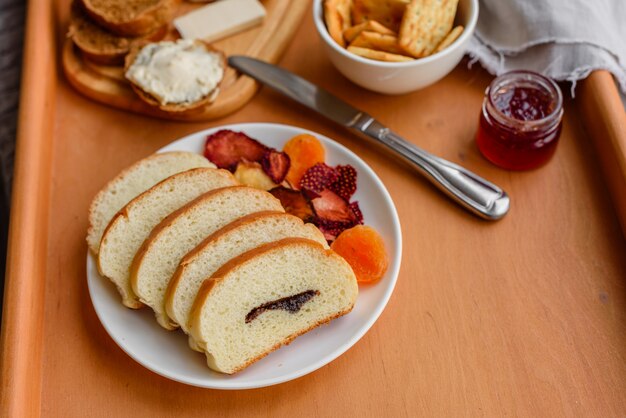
[204,130,268,171]
[349,201,364,225]
[261,150,291,184]
[310,189,356,223]
[300,163,358,201]
[269,187,314,222]
[299,163,339,193]
[331,165,357,200]
[316,220,350,242]
[310,192,364,242]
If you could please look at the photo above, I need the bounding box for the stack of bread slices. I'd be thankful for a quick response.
[89,151,358,374]
[68,0,177,66]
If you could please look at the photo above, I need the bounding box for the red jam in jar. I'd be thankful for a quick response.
[476,71,564,170]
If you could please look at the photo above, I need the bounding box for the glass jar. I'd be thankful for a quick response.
[476,71,564,170]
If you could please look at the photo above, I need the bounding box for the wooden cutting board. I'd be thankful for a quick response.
[62,0,308,121]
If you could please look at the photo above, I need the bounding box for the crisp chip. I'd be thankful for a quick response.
[434,25,463,53]
[324,0,353,47]
[347,46,414,62]
[343,20,395,43]
[399,0,459,58]
[352,0,409,32]
[350,31,405,55]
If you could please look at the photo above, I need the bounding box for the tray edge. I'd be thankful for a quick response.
[0,0,56,416]
[577,71,626,239]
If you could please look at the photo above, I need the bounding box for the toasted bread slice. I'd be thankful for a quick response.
[124,40,225,112]
[80,0,178,36]
[97,168,237,308]
[68,1,167,65]
[87,151,213,255]
[188,238,358,374]
[165,212,328,338]
[130,188,285,330]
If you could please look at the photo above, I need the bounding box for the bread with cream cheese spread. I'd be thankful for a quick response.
[124,39,226,112]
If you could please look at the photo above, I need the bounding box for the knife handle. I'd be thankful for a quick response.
[356,118,510,220]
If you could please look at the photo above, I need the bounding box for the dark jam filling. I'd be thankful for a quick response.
[245,290,320,323]
[492,86,554,122]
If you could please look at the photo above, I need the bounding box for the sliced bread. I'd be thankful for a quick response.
[130,188,285,329]
[80,0,177,37]
[165,212,329,338]
[187,238,358,374]
[87,151,213,255]
[69,1,167,65]
[97,167,237,308]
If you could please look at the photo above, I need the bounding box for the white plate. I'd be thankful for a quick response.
[87,123,402,389]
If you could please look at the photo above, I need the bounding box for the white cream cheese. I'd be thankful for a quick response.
[125,39,224,105]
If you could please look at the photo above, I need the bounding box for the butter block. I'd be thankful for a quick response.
[174,0,266,42]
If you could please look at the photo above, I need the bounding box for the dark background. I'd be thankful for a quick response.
[0,0,26,326]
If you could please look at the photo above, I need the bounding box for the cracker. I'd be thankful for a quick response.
[434,25,463,53]
[324,0,353,47]
[350,31,405,55]
[343,20,395,43]
[347,46,414,62]
[399,0,459,58]
[352,0,409,32]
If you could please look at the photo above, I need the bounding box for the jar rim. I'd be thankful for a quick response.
[486,70,563,130]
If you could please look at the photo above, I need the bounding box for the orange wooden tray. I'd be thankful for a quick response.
[62,0,308,121]
[2,0,626,416]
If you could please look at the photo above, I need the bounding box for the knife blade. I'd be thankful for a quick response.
[229,56,509,220]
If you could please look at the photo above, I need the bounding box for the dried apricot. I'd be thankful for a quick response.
[331,225,388,284]
[283,134,325,188]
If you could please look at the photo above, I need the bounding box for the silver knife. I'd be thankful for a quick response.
[229,56,510,220]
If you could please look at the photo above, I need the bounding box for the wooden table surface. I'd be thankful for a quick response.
[4,0,626,416]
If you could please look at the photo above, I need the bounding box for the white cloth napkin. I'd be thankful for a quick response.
[467,0,626,95]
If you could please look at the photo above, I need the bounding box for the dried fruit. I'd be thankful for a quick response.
[310,189,356,223]
[349,201,364,225]
[332,165,357,200]
[283,134,326,188]
[331,225,389,284]
[316,219,356,242]
[310,190,363,242]
[204,130,268,171]
[299,162,358,201]
[233,162,278,190]
[261,150,291,184]
[269,187,314,222]
[299,162,339,193]
[205,130,367,244]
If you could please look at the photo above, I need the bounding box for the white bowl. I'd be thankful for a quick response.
[313,0,478,94]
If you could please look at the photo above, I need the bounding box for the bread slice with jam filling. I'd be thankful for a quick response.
[187,238,358,374]
[165,212,328,340]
